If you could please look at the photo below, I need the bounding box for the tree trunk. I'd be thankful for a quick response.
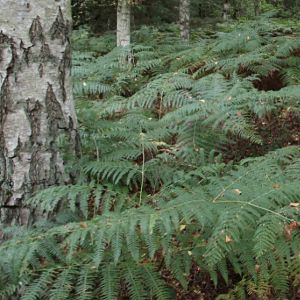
[254,0,261,16]
[117,0,131,47]
[223,0,231,21]
[179,0,190,42]
[283,0,294,9]
[267,0,279,6]
[0,0,79,226]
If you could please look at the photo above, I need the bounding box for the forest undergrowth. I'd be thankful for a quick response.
[1,13,300,300]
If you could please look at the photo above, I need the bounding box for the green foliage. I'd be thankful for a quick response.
[2,13,300,300]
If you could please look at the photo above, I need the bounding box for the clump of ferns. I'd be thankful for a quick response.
[2,146,300,300]
[2,19,300,300]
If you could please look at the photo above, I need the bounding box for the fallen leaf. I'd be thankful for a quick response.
[255,264,260,273]
[180,224,187,231]
[288,221,298,230]
[80,222,88,229]
[225,235,233,243]
[283,222,298,240]
[233,188,242,195]
[152,141,167,146]
[272,183,280,189]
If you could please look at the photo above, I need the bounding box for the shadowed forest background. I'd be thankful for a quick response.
[1,0,300,299]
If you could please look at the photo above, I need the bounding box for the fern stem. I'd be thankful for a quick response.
[93,136,99,161]
[212,171,252,203]
[139,133,146,206]
[215,200,294,222]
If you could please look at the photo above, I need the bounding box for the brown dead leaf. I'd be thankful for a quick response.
[272,183,280,189]
[284,225,292,240]
[283,221,298,240]
[255,264,260,273]
[80,222,88,228]
[289,221,298,230]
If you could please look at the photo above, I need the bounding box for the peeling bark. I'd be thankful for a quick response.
[0,0,79,226]
[179,0,190,42]
[117,0,131,47]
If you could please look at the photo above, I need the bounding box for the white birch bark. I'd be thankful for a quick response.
[117,0,131,47]
[0,0,80,225]
[223,1,231,21]
[179,0,191,42]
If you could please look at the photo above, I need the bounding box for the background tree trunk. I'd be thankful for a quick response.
[223,0,231,21]
[0,0,79,226]
[179,0,190,42]
[117,0,131,47]
[254,0,261,16]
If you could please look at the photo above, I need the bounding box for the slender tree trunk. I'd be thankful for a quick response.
[254,0,261,15]
[223,0,231,21]
[179,0,190,42]
[0,0,79,226]
[267,0,284,7]
[117,0,131,47]
[232,0,240,19]
[266,0,278,6]
[283,0,293,9]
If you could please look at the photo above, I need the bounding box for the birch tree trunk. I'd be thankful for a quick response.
[0,0,79,226]
[223,0,231,21]
[179,0,190,42]
[117,0,131,47]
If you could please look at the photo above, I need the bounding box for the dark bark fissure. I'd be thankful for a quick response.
[59,44,71,102]
[26,98,42,141]
[45,83,66,130]
[29,16,45,45]
[50,7,68,43]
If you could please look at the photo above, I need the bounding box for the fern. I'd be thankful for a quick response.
[22,269,55,300]
[100,264,119,300]
[2,15,300,300]
[76,266,97,300]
